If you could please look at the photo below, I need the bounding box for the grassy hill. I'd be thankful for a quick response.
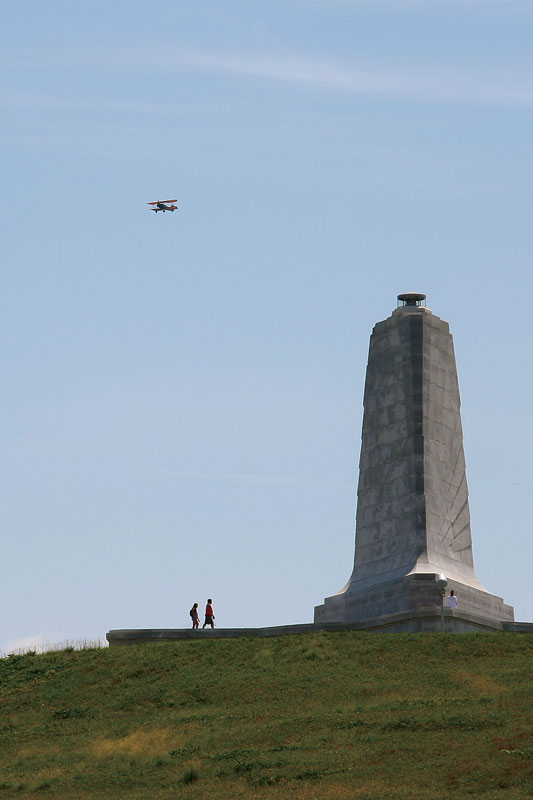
[0,632,531,799]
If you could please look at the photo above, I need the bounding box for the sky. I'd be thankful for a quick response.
[2,0,532,652]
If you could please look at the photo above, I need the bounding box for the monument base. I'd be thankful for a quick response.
[314,574,514,626]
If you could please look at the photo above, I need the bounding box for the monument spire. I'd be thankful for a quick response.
[315,293,514,631]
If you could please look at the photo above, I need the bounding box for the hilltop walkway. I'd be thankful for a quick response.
[107,610,532,645]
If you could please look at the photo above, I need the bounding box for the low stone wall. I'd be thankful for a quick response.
[107,609,532,646]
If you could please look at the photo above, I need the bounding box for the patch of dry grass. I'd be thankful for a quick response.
[91,726,181,760]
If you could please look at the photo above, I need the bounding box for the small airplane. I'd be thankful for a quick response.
[147,199,178,213]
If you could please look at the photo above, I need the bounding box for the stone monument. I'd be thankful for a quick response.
[314,292,514,632]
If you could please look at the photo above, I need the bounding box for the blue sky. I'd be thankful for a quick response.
[2,0,532,651]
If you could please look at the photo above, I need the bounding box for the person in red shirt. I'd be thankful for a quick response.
[202,599,215,629]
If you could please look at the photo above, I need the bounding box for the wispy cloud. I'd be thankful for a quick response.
[169,50,533,108]
[1,633,106,655]
[0,89,175,116]
[147,467,311,487]
[146,466,353,492]
[1,633,48,655]
[4,45,533,110]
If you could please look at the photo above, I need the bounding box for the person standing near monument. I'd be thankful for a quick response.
[190,602,199,629]
[202,599,215,629]
[448,590,458,609]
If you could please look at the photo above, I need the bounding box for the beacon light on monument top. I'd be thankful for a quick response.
[314,291,515,633]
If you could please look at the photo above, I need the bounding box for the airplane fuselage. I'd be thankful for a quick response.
[153,203,177,213]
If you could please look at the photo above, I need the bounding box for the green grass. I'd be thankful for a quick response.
[0,632,532,799]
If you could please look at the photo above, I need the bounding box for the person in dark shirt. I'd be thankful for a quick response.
[202,599,215,629]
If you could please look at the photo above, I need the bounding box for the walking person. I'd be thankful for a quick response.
[202,598,215,629]
[190,602,199,629]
